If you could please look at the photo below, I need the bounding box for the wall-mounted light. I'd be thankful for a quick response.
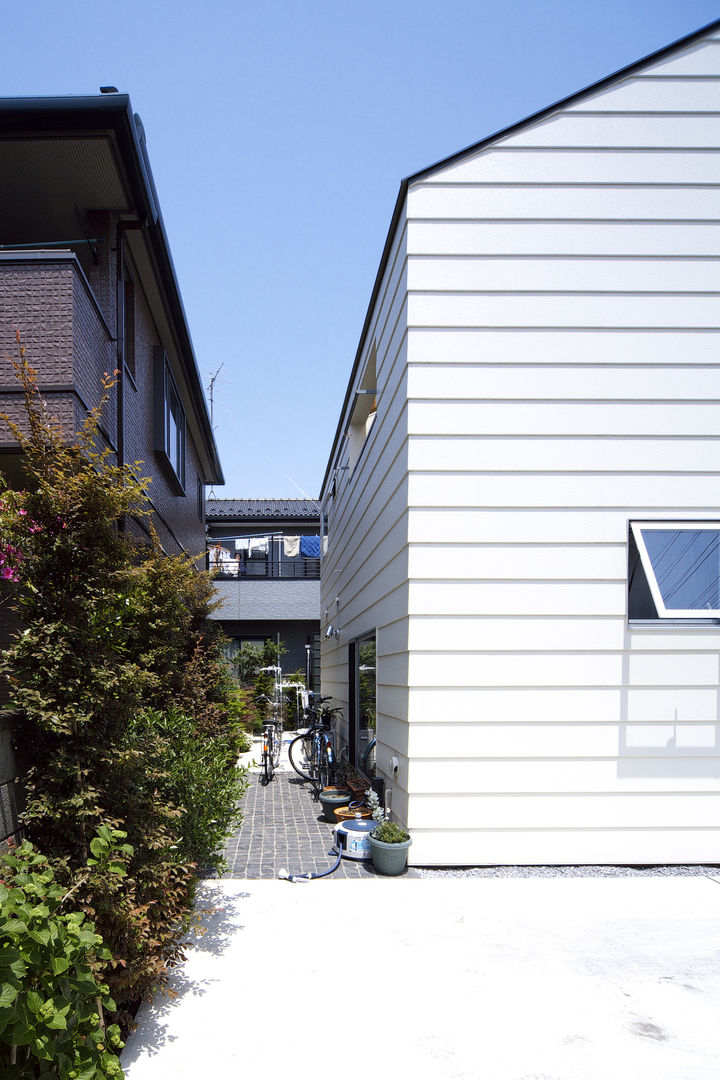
[324,625,340,639]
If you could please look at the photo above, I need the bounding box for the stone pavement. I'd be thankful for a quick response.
[217,733,416,880]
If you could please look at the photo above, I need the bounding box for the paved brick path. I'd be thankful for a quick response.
[217,738,392,880]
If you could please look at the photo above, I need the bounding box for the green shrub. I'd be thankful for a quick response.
[371,821,410,844]
[128,706,247,874]
[0,840,125,1079]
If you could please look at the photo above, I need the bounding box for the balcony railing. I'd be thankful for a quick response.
[207,537,321,580]
[209,558,320,580]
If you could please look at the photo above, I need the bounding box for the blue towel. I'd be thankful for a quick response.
[300,535,321,558]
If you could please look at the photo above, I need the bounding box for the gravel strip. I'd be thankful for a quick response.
[417,864,720,878]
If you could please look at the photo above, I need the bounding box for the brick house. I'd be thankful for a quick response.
[0,92,224,845]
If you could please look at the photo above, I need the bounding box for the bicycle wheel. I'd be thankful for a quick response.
[272,723,282,769]
[318,741,333,789]
[262,729,274,783]
[288,733,314,782]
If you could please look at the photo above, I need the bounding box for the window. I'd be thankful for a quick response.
[123,266,135,379]
[629,521,720,621]
[153,347,186,492]
[348,631,376,775]
[346,346,377,470]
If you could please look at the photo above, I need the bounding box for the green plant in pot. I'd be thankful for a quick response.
[366,789,412,875]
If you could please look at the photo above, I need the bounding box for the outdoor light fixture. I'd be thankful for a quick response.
[325,625,340,639]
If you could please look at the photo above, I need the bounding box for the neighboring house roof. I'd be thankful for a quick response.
[321,15,720,496]
[0,92,224,486]
[206,498,321,521]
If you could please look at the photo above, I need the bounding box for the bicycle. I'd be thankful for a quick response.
[257,694,282,784]
[288,695,340,789]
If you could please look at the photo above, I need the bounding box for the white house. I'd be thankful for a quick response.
[320,19,720,866]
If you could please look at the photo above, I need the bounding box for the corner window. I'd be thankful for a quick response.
[348,631,376,776]
[154,347,186,492]
[629,521,720,621]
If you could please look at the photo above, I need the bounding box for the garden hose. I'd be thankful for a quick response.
[278,844,342,883]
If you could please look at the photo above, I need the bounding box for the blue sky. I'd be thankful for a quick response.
[2,1,719,498]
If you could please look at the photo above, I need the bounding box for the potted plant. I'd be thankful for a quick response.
[318,785,351,823]
[365,789,412,875]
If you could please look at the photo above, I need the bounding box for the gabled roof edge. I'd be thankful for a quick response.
[320,16,720,497]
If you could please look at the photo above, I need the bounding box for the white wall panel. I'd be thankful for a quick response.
[564,76,720,111]
[628,653,720,686]
[407,185,720,221]
[408,401,720,437]
[407,363,720,401]
[409,473,720,510]
[410,580,625,617]
[408,758,720,794]
[500,114,720,149]
[407,721,631,758]
[407,686,619,724]
[427,149,720,185]
[408,436,720,474]
[408,292,720,329]
[408,221,720,257]
[642,42,720,77]
[409,509,635,545]
[410,828,720,866]
[408,543,625,581]
[407,256,720,294]
[408,328,720,366]
[409,792,720,829]
[407,651,623,687]
[408,616,626,652]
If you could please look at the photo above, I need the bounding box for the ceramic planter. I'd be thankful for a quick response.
[318,787,351,824]
[368,833,412,876]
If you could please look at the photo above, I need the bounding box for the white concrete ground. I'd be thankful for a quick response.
[121,875,720,1080]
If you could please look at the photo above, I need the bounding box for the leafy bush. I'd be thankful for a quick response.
[128,706,246,873]
[371,821,410,844]
[0,839,125,1079]
[0,347,247,1028]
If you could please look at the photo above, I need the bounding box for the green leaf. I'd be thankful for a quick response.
[51,955,71,975]
[26,988,43,1014]
[0,982,18,1007]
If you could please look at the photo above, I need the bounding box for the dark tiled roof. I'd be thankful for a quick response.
[206,498,320,520]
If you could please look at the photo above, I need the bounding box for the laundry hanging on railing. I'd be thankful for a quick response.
[249,537,268,556]
[300,535,321,558]
[283,536,300,558]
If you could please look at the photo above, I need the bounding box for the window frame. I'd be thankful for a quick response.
[153,346,186,494]
[629,520,720,622]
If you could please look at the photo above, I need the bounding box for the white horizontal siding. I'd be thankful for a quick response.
[406,651,719,688]
[406,687,719,724]
[408,401,720,437]
[407,720,718,758]
[408,328,720,366]
[408,437,720,474]
[409,759,720,795]
[411,828,719,866]
[408,221,720,256]
[410,581,626,617]
[324,28,720,865]
[407,364,720,400]
[432,149,720,185]
[565,76,720,112]
[409,792,720,829]
[500,114,720,149]
[409,473,720,509]
[407,256,720,294]
[408,616,627,652]
[408,508,720,545]
[407,185,720,220]
[408,292,719,328]
[642,41,720,77]
[408,543,625,581]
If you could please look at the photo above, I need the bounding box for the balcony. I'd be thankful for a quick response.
[207,535,321,581]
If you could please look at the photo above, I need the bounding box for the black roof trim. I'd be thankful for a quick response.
[0,92,224,485]
[321,16,720,496]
